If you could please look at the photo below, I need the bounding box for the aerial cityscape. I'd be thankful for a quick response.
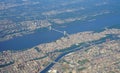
[0,0,120,73]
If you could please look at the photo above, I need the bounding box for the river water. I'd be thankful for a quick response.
[40,34,120,73]
[0,13,120,52]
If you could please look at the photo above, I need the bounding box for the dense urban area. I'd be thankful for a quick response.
[0,0,120,73]
[0,28,120,73]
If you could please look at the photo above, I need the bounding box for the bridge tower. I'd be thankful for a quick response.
[49,26,52,30]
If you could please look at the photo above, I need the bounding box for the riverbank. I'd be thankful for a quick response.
[0,28,120,73]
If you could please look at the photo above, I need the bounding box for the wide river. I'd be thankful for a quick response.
[0,13,120,52]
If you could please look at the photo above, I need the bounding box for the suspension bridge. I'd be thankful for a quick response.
[48,26,69,37]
